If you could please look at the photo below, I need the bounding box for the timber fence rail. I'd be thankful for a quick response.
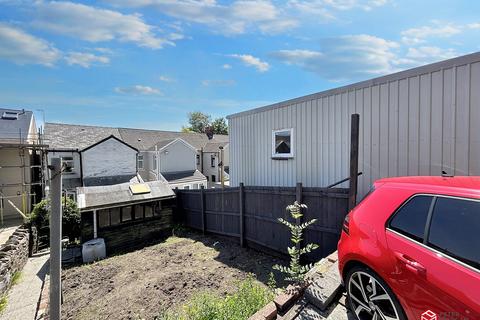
[175,183,349,261]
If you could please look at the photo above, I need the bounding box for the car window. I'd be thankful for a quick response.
[428,197,480,270]
[389,195,433,242]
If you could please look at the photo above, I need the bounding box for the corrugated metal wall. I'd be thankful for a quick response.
[228,53,480,198]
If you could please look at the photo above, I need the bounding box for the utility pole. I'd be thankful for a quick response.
[49,158,62,320]
[219,146,225,188]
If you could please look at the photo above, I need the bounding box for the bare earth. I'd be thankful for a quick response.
[61,230,285,320]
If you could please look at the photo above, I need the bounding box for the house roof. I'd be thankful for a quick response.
[162,170,206,185]
[44,122,228,151]
[0,108,34,143]
[44,123,121,150]
[147,138,198,153]
[80,135,138,153]
[77,179,175,211]
[202,141,228,153]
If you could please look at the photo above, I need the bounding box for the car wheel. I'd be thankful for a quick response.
[345,265,406,320]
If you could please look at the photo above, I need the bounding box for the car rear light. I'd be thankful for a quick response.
[342,213,350,235]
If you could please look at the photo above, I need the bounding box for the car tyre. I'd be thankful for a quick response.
[345,265,407,320]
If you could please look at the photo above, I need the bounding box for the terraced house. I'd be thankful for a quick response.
[44,123,230,195]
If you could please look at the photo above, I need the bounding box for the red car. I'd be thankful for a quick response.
[338,176,480,320]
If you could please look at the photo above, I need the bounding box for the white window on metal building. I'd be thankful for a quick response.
[272,128,294,158]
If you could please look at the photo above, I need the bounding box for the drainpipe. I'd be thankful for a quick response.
[93,209,97,239]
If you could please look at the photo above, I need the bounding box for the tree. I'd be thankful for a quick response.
[187,111,211,133]
[183,112,228,134]
[211,117,228,135]
[273,201,319,283]
[30,197,81,242]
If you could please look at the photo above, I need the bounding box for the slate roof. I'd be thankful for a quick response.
[162,170,206,184]
[0,108,35,143]
[44,122,228,151]
[147,138,176,151]
[77,179,175,211]
[44,123,121,150]
[203,141,228,153]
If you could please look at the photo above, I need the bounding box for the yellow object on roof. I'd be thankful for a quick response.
[129,183,151,195]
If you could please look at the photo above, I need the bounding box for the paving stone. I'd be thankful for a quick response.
[296,301,351,320]
[304,262,342,311]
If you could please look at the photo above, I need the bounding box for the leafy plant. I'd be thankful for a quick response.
[29,197,81,242]
[273,201,319,283]
[160,275,274,320]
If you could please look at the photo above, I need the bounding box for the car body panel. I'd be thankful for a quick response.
[338,176,480,320]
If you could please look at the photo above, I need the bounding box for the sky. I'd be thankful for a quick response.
[0,0,479,131]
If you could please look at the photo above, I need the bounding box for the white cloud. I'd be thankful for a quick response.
[159,75,175,82]
[114,85,162,95]
[272,34,399,80]
[468,22,480,29]
[33,1,179,49]
[65,52,110,68]
[399,46,458,66]
[401,22,462,44]
[228,54,270,72]
[288,0,388,17]
[0,23,60,66]
[108,0,297,35]
[201,79,236,86]
[222,64,232,69]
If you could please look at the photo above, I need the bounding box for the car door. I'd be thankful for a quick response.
[385,195,480,319]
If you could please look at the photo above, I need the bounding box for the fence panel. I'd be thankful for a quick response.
[176,184,349,261]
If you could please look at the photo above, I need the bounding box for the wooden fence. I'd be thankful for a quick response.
[175,183,349,261]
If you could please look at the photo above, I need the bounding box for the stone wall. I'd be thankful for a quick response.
[0,226,30,296]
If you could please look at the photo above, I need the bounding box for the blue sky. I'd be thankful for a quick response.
[1,0,479,131]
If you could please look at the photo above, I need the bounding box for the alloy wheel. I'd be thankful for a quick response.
[347,271,400,320]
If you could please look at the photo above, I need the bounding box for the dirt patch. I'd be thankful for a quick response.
[61,230,286,320]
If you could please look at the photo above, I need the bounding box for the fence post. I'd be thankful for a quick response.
[295,182,303,253]
[200,186,206,234]
[239,183,245,247]
[348,114,360,211]
[49,158,62,320]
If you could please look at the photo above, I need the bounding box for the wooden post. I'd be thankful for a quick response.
[49,158,62,320]
[295,182,303,253]
[200,186,206,234]
[239,183,245,247]
[348,114,360,211]
[219,146,225,189]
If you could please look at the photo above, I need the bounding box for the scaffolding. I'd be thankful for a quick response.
[0,127,48,226]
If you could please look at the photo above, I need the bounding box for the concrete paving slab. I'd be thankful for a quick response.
[304,262,342,310]
[0,251,49,320]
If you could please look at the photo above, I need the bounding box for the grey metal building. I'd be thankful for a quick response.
[227,52,480,198]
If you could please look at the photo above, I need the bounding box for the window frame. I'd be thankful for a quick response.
[386,193,480,273]
[62,156,75,174]
[210,155,216,168]
[137,154,144,170]
[272,128,294,159]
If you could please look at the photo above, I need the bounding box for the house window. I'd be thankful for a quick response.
[184,185,190,190]
[272,128,294,158]
[211,175,216,182]
[62,157,75,174]
[153,155,157,170]
[137,154,144,169]
[211,155,216,168]
[196,154,200,165]
[121,206,132,222]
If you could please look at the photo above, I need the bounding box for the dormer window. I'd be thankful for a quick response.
[272,128,294,159]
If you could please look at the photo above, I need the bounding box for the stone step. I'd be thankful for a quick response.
[304,261,342,311]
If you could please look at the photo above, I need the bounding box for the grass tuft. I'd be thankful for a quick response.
[0,295,7,314]
[11,271,22,286]
[160,275,274,320]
